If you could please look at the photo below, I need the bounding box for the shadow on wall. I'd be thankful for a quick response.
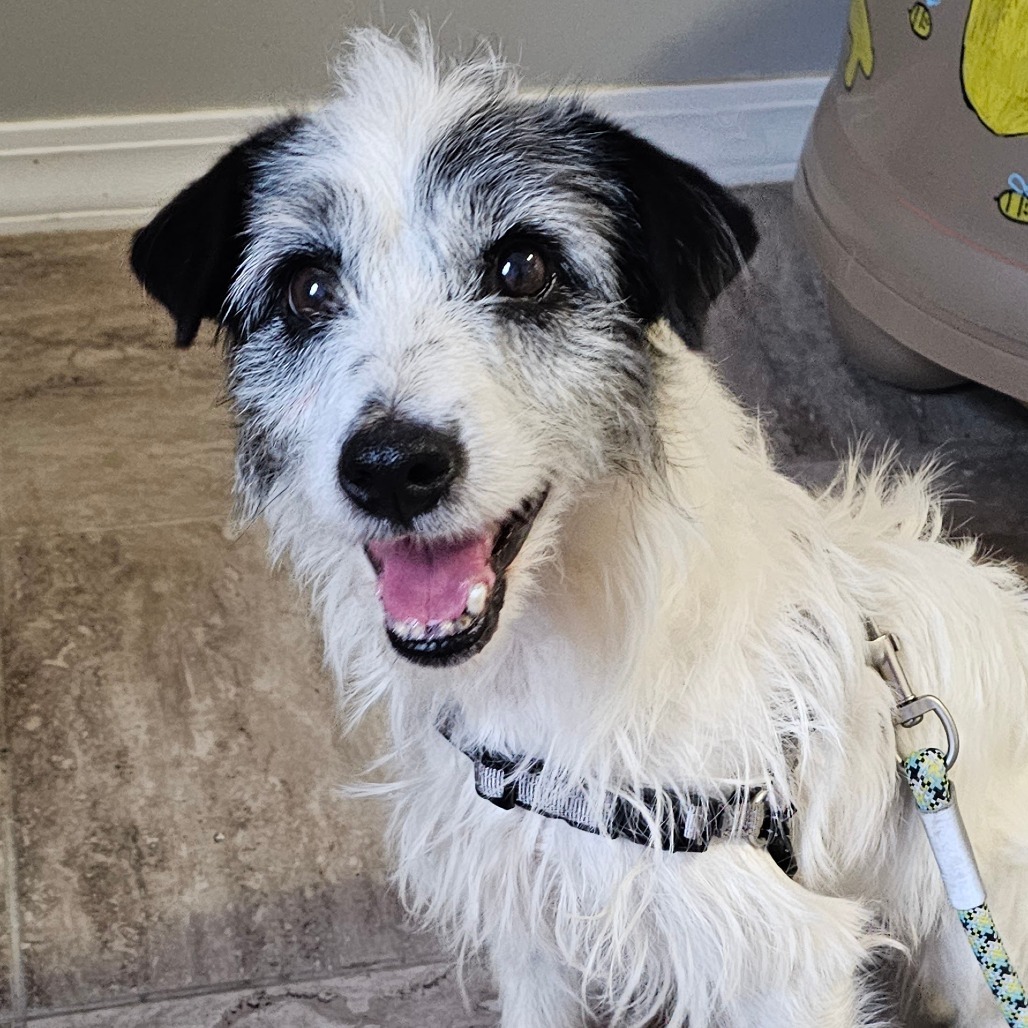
[635,0,850,83]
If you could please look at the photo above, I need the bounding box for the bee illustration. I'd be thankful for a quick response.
[910,2,934,37]
[997,173,1028,224]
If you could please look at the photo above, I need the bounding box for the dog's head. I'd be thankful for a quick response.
[131,30,757,669]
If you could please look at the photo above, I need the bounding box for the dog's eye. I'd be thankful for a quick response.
[493,246,553,298]
[287,267,342,320]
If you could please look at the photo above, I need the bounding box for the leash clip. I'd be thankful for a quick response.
[867,627,960,769]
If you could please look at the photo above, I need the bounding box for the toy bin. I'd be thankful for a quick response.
[794,0,1028,401]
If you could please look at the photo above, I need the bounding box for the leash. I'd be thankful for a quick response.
[868,627,1028,1027]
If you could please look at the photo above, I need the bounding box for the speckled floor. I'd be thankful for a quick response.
[0,184,1025,1026]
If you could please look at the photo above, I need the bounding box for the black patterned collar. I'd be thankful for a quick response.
[437,710,797,877]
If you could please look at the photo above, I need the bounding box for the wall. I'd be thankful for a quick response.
[1,0,848,122]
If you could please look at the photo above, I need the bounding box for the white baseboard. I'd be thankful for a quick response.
[0,108,282,235]
[588,77,828,187]
[0,77,827,235]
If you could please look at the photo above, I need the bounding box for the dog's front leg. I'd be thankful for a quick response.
[491,934,588,1028]
[716,889,888,1028]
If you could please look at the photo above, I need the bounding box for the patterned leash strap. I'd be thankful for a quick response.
[901,748,1028,1027]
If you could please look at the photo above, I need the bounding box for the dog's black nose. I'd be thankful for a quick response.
[337,419,465,525]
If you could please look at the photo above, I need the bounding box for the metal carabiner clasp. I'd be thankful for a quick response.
[893,693,960,768]
[866,627,960,769]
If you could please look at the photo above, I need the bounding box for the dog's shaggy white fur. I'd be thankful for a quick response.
[131,29,1028,1027]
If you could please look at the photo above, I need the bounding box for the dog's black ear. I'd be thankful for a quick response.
[130,117,301,347]
[605,128,759,345]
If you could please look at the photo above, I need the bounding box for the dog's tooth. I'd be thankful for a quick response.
[436,619,456,637]
[456,614,473,631]
[466,583,488,617]
[391,618,426,641]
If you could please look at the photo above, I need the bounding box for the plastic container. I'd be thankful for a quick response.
[794,0,1028,401]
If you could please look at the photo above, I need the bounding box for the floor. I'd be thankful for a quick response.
[0,184,1025,1027]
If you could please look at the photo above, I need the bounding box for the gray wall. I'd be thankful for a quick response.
[1,0,848,122]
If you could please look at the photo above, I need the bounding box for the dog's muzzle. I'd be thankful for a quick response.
[340,416,548,667]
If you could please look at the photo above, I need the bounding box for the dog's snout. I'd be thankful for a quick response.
[337,419,465,525]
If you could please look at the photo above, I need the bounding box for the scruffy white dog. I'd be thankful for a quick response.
[131,29,1028,1028]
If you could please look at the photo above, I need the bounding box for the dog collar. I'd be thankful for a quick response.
[437,711,797,877]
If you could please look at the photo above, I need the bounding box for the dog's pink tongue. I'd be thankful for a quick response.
[368,535,495,623]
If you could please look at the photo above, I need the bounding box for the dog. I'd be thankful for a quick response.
[130,28,1028,1027]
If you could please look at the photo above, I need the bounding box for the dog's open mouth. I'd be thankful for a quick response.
[365,491,548,666]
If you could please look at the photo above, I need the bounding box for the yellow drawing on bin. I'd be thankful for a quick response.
[845,0,874,89]
[962,0,1028,136]
[998,173,1028,224]
[910,3,933,38]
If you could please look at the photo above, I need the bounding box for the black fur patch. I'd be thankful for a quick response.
[422,99,759,345]
[130,116,303,347]
[591,122,759,344]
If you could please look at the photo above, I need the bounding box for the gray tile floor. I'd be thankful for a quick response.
[0,184,1025,1026]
